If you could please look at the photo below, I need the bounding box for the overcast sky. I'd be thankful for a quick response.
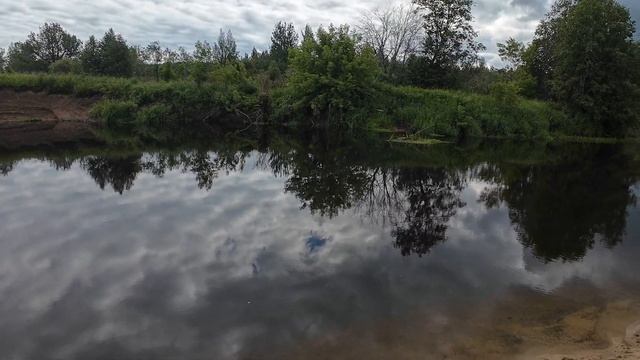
[0,0,638,65]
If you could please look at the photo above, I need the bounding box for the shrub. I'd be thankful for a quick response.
[490,81,521,105]
[275,25,380,127]
[49,59,82,74]
[136,103,172,127]
[374,84,566,139]
[90,100,137,128]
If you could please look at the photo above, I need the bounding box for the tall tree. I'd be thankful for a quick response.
[357,4,422,76]
[284,25,379,125]
[497,38,526,70]
[99,29,133,77]
[6,23,82,72]
[176,46,193,80]
[301,25,315,43]
[213,29,238,65]
[0,48,5,72]
[524,0,579,98]
[553,0,639,136]
[145,41,163,80]
[6,42,43,72]
[26,23,82,65]
[193,40,214,63]
[412,0,485,87]
[191,40,213,85]
[270,22,299,71]
[161,47,177,81]
[80,35,101,74]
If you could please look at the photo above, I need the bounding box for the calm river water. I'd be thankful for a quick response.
[1,136,639,359]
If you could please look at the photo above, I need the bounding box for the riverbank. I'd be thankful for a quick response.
[0,73,565,138]
[0,73,636,144]
[0,73,260,130]
[0,89,98,148]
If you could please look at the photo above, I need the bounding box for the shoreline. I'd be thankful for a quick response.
[522,319,640,359]
[0,89,98,149]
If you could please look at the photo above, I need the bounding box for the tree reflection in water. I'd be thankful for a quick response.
[478,144,637,262]
[81,155,143,194]
[0,162,14,175]
[390,168,466,257]
[0,138,637,262]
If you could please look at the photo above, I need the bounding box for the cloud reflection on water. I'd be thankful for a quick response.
[0,147,638,359]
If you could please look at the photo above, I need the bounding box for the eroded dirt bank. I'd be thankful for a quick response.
[0,90,98,148]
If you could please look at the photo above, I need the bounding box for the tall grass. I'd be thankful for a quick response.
[0,73,260,129]
[371,84,568,139]
[0,73,569,139]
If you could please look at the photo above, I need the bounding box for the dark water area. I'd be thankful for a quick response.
[1,134,640,359]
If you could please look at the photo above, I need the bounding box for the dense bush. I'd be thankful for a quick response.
[90,100,138,128]
[371,84,566,139]
[275,25,380,127]
[553,0,639,137]
[49,59,82,74]
[0,73,260,128]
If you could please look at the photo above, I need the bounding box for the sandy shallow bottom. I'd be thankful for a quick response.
[270,283,640,360]
[518,305,640,360]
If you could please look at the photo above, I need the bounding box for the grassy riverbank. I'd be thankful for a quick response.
[370,84,567,139]
[0,73,261,129]
[0,73,574,141]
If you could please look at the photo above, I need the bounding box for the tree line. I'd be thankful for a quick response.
[0,0,638,136]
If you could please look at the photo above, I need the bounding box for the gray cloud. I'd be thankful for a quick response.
[0,1,637,67]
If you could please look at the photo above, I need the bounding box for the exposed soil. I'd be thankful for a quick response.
[0,90,99,148]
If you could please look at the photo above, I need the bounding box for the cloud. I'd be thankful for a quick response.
[0,1,637,68]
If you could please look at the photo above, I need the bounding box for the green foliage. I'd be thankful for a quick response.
[0,73,260,130]
[6,42,43,73]
[213,30,238,65]
[190,62,209,86]
[90,100,138,128]
[0,48,5,72]
[276,25,380,126]
[210,63,258,110]
[78,30,134,77]
[270,22,298,71]
[497,38,526,70]
[160,62,175,81]
[99,29,134,77]
[210,63,257,94]
[49,58,82,74]
[135,103,172,127]
[80,36,101,74]
[490,81,521,105]
[412,0,485,87]
[7,23,82,73]
[371,84,566,139]
[553,0,639,137]
[523,0,579,99]
[145,41,163,81]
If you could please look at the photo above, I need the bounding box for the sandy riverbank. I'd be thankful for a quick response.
[0,90,98,148]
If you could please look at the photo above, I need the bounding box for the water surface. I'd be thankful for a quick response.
[1,137,639,359]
